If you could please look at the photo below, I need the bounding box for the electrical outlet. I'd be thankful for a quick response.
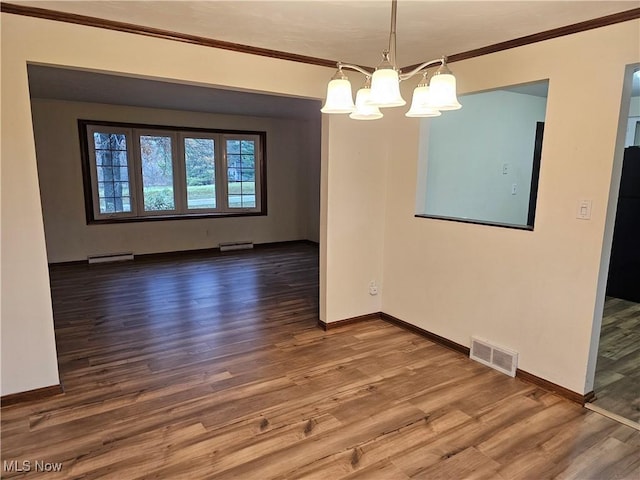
[369,280,378,296]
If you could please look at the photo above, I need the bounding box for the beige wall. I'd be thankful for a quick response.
[3,10,638,398]
[0,12,329,396]
[320,114,388,322]
[31,99,320,263]
[381,21,640,394]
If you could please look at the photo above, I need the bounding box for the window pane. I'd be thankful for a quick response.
[227,154,241,168]
[185,138,216,209]
[92,132,132,214]
[241,155,255,168]
[227,140,240,154]
[140,135,175,211]
[227,139,257,209]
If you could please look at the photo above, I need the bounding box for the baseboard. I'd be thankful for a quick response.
[48,239,318,265]
[254,240,318,250]
[515,369,592,405]
[379,312,471,355]
[317,312,380,331]
[1,384,64,407]
[320,310,591,405]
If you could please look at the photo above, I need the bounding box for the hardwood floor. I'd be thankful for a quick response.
[593,297,640,423]
[2,243,639,479]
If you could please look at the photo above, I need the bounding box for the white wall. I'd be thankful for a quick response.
[422,90,547,226]
[1,12,329,396]
[380,20,640,394]
[31,99,320,263]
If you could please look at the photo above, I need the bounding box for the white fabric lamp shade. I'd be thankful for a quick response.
[405,85,442,117]
[350,87,383,120]
[321,78,355,113]
[427,73,461,111]
[370,68,406,107]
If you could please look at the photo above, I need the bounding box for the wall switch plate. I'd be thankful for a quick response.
[502,163,509,175]
[577,199,592,220]
[511,183,517,195]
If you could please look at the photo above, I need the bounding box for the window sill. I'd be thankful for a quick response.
[88,211,266,225]
[414,213,534,231]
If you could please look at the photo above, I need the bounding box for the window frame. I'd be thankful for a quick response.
[84,124,137,220]
[180,131,220,214]
[79,120,267,224]
[222,134,263,213]
[135,129,180,216]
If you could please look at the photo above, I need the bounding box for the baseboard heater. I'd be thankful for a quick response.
[470,336,518,377]
[87,252,134,264]
[219,241,254,252]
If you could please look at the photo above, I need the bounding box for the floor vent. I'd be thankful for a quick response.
[219,241,254,252]
[88,252,134,264]
[470,337,518,377]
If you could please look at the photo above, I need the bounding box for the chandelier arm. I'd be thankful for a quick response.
[398,58,446,81]
[337,62,374,77]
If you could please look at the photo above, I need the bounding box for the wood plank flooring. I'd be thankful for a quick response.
[2,243,640,479]
[593,297,640,423]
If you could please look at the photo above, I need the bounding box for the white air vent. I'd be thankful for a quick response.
[470,337,518,377]
[219,241,254,252]
[88,252,134,264]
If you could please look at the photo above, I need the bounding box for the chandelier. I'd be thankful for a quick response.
[321,0,462,120]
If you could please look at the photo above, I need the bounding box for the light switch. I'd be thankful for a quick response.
[502,163,509,175]
[577,200,592,220]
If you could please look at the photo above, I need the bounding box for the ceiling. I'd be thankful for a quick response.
[19,1,640,118]
[27,65,323,119]
[12,1,640,67]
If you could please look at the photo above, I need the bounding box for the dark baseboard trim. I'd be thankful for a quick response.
[1,384,64,407]
[584,390,596,404]
[379,312,471,356]
[253,240,317,250]
[323,310,592,405]
[48,240,318,266]
[317,312,380,331]
[515,369,592,405]
[47,259,87,267]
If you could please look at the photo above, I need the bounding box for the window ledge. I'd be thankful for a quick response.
[89,211,266,224]
[414,213,534,231]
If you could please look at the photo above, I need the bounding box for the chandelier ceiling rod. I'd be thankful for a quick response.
[388,0,398,69]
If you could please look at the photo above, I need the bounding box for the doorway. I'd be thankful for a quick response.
[590,66,640,427]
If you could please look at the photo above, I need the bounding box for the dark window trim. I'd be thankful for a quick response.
[527,122,544,227]
[78,119,267,224]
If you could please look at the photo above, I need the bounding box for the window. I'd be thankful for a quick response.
[415,80,548,230]
[80,121,265,222]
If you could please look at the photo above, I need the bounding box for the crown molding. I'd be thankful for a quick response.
[0,2,337,68]
[2,2,638,72]
[404,7,640,70]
